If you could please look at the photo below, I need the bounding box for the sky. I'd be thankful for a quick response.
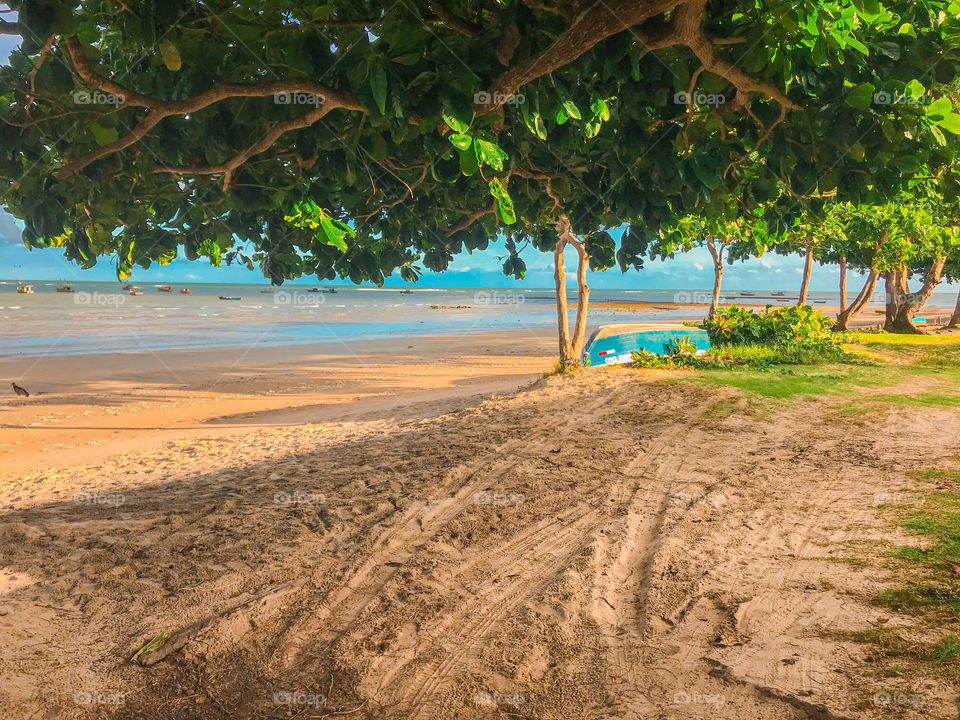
[0,21,951,294]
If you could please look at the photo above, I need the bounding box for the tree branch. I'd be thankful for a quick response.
[59,36,365,178]
[154,103,336,188]
[445,203,496,237]
[427,2,480,37]
[477,0,683,113]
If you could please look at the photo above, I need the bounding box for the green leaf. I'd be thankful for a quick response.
[590,97,610,121]
[160,41,181,71]
[473,138,508,171]
[898,23,917,37]
[369,65,387,115]
[318,213,354,252]
[449,133,473,151]
[458,147,479,176]
[488,177,516,224]
[561,100,581,120]
[845,82,875,110]
[939,113,960,134]
[925,97,953,122]
[441,112,470,134]
[555,108,569,125]
[90,123,119,146]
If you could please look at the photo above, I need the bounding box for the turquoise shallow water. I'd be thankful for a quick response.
[0,280,952,358]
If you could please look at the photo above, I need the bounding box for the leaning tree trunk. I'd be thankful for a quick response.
[553,216,591,366]
[838,256,848,313]
[706,237,724,319]
[833,268,878,331]
[884,257,948,334]
[950,286,960,328]
[797,245,814,306]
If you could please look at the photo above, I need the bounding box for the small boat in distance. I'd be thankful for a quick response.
[307,287,323,293]
[157,285,173,292]
[582,323,711,366]
[129,286,143,296]
[16,282,34,294]
[122,283,132,290]
[327,287,338,294]
[219,295,242,300]
[260,289,274,293]
[400,289,412,295]
[180,288,191,294]
[56,283,75,293]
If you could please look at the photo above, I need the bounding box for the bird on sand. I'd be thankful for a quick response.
[11,382,29,398]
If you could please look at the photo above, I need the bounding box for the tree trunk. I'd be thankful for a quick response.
[553,216,591,366]
[797,245,813,306]
[884,257,948,333]
[553,232,575,364]
[950,286,960,328]
[833,268,877,331]
[706,237,723,319]
[838,256,847,313]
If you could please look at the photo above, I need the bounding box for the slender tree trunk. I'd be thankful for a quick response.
[553,232,574,364]
[950,286,960,328]
[797,244,813,306]
[838,256,847,313]
[706,236,723,319]
[553,216,591,366]
[884,257,947,333]
[833,268,877,331]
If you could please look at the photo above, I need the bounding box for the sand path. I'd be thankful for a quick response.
[1,368,958,718]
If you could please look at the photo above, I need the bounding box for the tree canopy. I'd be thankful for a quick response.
[3,0,960,356]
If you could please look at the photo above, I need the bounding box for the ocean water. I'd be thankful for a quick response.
[0,280,955,357]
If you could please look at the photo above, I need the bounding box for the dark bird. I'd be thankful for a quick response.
[11,382,29,398]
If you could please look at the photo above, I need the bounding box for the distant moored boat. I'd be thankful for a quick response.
[16,282,33,294]
[157,285,173,292]
[180,288,191,294]
[219,295,241,300]
[56,283,74,293]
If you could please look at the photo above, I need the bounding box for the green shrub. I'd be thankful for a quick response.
[702,305,842,349]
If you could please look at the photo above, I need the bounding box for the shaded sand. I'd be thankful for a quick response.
[2,360,959,718]
[0,329,558,477]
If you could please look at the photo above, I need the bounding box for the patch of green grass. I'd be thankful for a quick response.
[841,627,960,664]
[886,492,960,567]
[869,393,960,409]
[875,585,960,615]
[847,332,960,368]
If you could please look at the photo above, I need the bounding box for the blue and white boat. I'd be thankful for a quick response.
[582,323,711,366]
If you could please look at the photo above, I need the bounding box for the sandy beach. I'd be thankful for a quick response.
[2,317,960,718]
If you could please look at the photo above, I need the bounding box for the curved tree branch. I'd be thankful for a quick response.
[59,36,365,179]
[154,103,336,188]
